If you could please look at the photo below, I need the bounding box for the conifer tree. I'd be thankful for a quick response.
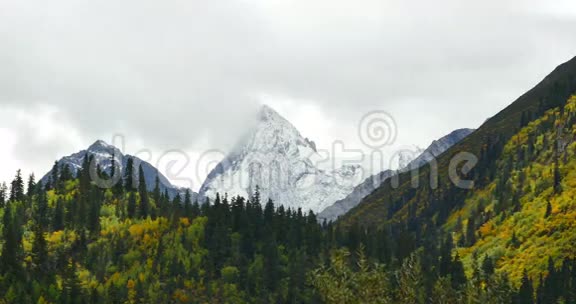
[0,182,7,208]
[516,270,534,304]
[26,173,36,197]
[1,203,24,276]
[31,221,48,276]
[62,259,83,304]
[481,254,495,278]
[9,169,25,202]
[52,198,65,231]
[124,157,135,191]
[153,174,161,212]
[48,161,59,190]
[111,151,124,196]
[183,189,192,218]
[34,187,49,228]
[465,214,476,247]
[451,253,467,289]
[127,191,137,219]
[138,165,149,218]
[544,201,552,218]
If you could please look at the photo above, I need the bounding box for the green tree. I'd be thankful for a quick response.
[52,198,65,231]
[0,182,6,208]
[124,157,135,191]
[127,191,137,219]
[516,270,534,304]
[309,247,392,304]
[31,222,49,277]
[138,165,149,218]
[9,169,25,202]
[544,201,552,218]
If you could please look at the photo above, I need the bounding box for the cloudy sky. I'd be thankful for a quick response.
[1,0,576,190]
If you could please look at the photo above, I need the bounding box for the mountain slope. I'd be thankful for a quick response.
[199,105,363,213]
[318,128,474,222]
[41,140,195,200]
[340,56,576,282]
[450,96,576,282]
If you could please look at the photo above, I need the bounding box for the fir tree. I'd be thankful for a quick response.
[31,222,48,277]
[62,259,84,304]
[153,174,161,213]
[183,189,192,218]
[0,182,7,208]
[9,169,25,203]
[52,198,65,231]
[465,214,476,247]
[124,157,135,191]
[26,173,36,197]
[137,165,149,218]
[516,270,534,304]
[1,203,24,276]
[48,161,60,190]
[544,201,552,218]
[127,191,137,219]
[481,254,495,278]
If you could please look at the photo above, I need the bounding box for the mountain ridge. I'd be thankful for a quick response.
[318,128,474,222]
[40,140,196,200]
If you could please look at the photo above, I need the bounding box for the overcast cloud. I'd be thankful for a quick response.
[1,0,576,189]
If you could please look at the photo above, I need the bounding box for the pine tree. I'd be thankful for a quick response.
[451,253,467,289]
[26,173,36,197]
[127,191,137,219]
[465,214,476,247]
[544,201,552,218]
[138,165,149,218]
[252,185,261,206]
[62,259,83,304]
[48,161,60,190]
[1,203,24,276]
[31,222,48,276]
[34,187,49,228]
[516,270,534,304]
[124,157,135,191]
[87,188,101,232]
[153,174,161,213]
[183,189,192,218]
[481,254,495,278]
[111,151,124,196]
[509,231,520,248]
[439,235,453,277]
[9,169,25,202]
[0,182,7,208]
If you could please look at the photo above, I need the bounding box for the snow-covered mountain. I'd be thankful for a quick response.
[40,140,196,200]
[198,105,364,213]
[408,128,475,169]
[317,128,474,222]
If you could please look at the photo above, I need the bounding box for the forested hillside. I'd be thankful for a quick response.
[337,57,576,302]
[2,147,575,303]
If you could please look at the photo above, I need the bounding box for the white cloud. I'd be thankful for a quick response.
[0,0,575,188]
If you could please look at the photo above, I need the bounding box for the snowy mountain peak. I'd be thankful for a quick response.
[87,140,121,156]
[234,105,317,157]
[259,104,286,122]
[199,105,363,213]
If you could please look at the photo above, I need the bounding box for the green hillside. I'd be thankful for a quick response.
[341,57,576,285]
